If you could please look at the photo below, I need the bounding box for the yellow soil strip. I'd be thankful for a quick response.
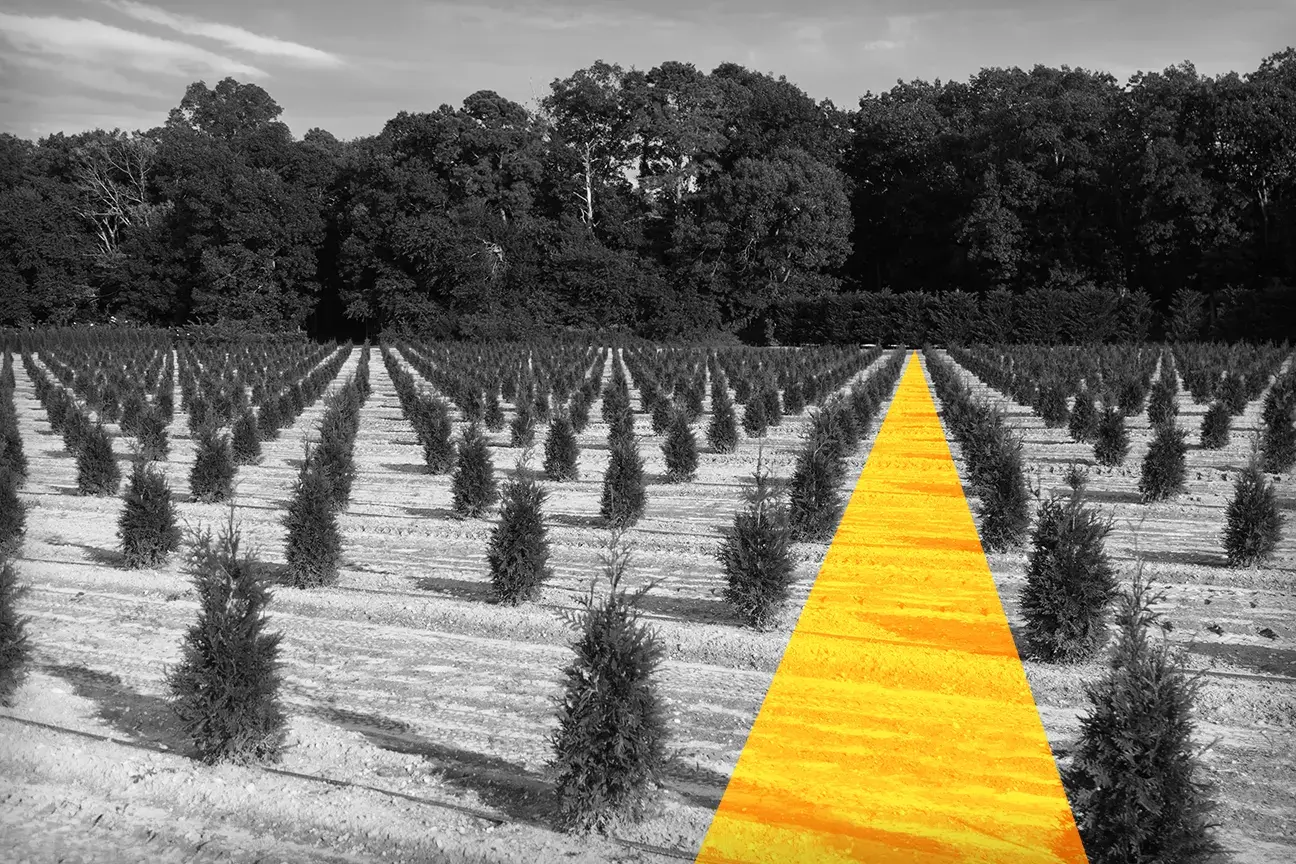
[694,352,1087,864]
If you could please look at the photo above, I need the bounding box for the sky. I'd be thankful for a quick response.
[1,0,1292,141]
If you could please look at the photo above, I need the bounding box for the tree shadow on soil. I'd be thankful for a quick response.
[68,542,126,568]
[43,449,72,459]
[405,506,459,520]
[635,592,734,627]
[413,574,495,602]
[1187,641,1296,678]
[1136,549,1226,568]
[546,513,604,530]
[306,703,554,823]
[1080,489,1146,505]
[382,462,430,475]
[43,663,187,752]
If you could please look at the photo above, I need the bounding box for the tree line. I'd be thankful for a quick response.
[2,49,1294,342]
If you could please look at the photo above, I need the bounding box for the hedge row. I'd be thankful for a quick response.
[764,285,1296,346]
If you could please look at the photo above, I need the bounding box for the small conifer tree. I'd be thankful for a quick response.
[1218,372,1247,416]
[782,381,806,416]
[1260,394,1296,473]
[706,385,739,453]
[488,461,552,604]
[976,434,1032,552]
[511,403,537,448]
[0,556,31,707]
[1145,379,1179,430]
[231,409,262,465]
[1199,401,1231,450]
[1139,423,1188,503]
[719,455,795,629]
[601,430,647,529]
[166,511,287,765]
[451,422,498,518]
[543,412,580,482]
[484,389,506,432]
[550,531,667,833]
[76,421,121,495]
[1093,406,1129,467]
[137,406,169,461]
[282,448,342,588]
[190,425,235,504]
[1062,571,1224,864]
[419,398,456,474]
[118,457,182,569]
[741,395,768,438]
[788,412,845,542]
[569,392,592,434]
[1020,483,1117,662]
[661,411,698,483]
[1222,454,1284,568]
[1036,383,1071,428]
[1069,387,1099,443]
[0,469,24,556]
[256,398,282,441]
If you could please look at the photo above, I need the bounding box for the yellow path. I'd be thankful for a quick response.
[694,353,1087,864]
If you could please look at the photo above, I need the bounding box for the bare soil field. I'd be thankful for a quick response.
[1,345,1292,863]
[1,346,886,864]
[937,350,1296,864]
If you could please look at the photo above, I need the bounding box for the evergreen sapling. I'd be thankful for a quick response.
[166,511,287,765]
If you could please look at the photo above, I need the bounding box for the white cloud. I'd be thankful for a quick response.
[103,1,343,67]
[0,12,266,78]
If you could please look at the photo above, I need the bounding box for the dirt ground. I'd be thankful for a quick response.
[1,345,1291,863]
[936,349,1296,864]
[1,346,888,863]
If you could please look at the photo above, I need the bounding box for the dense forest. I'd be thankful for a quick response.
[2,49,1294,342]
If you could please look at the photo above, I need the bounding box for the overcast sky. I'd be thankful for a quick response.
[1,0,1292,141]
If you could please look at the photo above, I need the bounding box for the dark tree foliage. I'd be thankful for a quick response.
[1222,456,1284,568]
[231,408,262,465]
[137,406,170,461]
[788,410,846,542]
[76,421,121,495]
[781,381,805,416]
[282,453,341,588]
[1036,383,1070,428]
[543,412,580,481]
[718,456,795,629]
[741,395,768,438]
[1068,387,1099,443]
[420,397,456,474]
[1062,572,1225,864]
[0,556,31,707]
[1261,394,1296,472]
[511,402,537,448]
[1093,406,1129,467]
[190,425,236,504]
[118,457,181,569]
[451,422,498,518]
[661,411,698,483]
[0,469,24,556]
[601,430,646,528]
[1139,423,1187,503]
[706,385,739,453]
[257,398,282,441]
[976,436,1032,552]
[1199,402,1231,449]
[1020,484,1118,663]
[569,392,591,435]
[166,512,287,765]
[1217,372,1248,416]
[487,472,552,604]
[550,532,667,833]
[484,389,506,432]
[1145,379,1179,430]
